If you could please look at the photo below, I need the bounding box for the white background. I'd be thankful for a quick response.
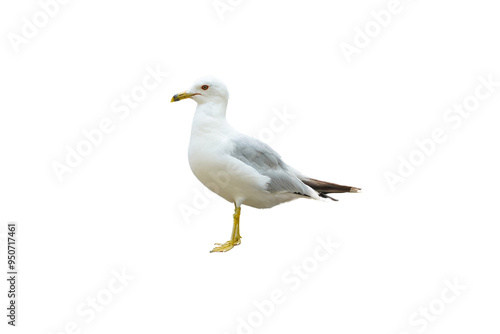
[1,0,499,333]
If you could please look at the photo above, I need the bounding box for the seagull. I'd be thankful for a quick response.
[171,76,360,253]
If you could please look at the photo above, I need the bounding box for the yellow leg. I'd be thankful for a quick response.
[210,204,242,253]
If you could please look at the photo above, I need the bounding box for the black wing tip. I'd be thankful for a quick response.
[319,193,339,201]
[294,192,312,198]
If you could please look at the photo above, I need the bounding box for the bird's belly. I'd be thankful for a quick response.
[189,156,300,208]
[188,148,273,207]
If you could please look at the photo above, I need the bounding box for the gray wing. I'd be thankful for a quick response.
[230,135,313,196]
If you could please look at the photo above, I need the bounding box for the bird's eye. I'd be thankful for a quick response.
[201,85,209,90]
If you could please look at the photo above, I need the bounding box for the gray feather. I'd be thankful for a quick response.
[229,135,312,196]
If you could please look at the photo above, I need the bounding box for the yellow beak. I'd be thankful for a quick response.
[171,91,196,102]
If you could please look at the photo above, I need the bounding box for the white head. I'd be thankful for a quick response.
[171,76,229,105]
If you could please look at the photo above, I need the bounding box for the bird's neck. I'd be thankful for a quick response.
[191,101,231,135]
[195,100,228,119]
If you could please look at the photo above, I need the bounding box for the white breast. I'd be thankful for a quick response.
[187,109,271,207]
